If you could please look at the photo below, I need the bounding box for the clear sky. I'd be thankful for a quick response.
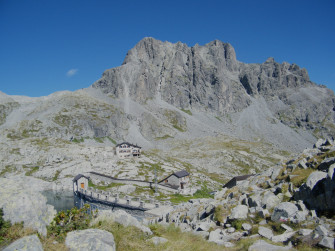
[0,0,334,97]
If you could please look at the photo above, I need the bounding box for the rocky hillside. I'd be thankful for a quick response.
[147,138,335,250]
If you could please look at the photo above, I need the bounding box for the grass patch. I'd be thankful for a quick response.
[215,116,222,122]
[155,135,173,140]
[88,180,125,191]
[180,109,192,116]
[289,168,315,187]
[169,185,213,204]
[72,137,84,143]
[0,165,16,177]
[94,137,104,143]
[25,166,39,176]
[0,208,37,249]
[107,137,117,145]
[52,170,61,181]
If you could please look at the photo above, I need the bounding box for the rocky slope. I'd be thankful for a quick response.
[148,138,335,249]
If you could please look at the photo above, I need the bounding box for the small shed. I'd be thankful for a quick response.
[159,170,190,190]
[223,174,254,189]
[73,174,90,192]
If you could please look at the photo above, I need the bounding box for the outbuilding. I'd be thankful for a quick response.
[73,174,90,192]
[159,170,190,190]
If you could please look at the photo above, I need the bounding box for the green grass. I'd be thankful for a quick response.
[155,135,173,140]
[52,170,61,181]
[180,109,192,116]
[25,166,39,176]
[0,166,16,177]
[215,116,222,122]
[88,180,125,191]
[107,137,117,145]
[169,186,213,204]
[94,137,104,143]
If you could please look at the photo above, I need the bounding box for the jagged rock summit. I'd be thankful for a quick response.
[93,37,335,139]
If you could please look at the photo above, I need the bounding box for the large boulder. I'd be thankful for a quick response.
[65,229,115,251]
[91,210,152,234]
[261,191,280,209]
[271,202,298,222]
[248,240,292,250]
[318,237,335,249]
[306,171,327,189]
[3,235,43,251]
[0,178,56,236]
[294,169,335,211]
[258,226,274,240]
[229,205,248,220]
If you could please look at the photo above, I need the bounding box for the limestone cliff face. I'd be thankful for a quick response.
[93,37,335,138]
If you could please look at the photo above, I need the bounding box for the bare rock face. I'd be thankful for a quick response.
[3,235,43,251]
[93,37,335,139]
[0,178,56,236]
[65,229,116,251]
[93,37,251,114]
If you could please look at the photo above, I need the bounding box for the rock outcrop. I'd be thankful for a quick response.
[0,178,56,236]
[65,229,116,251]
[3,235,43,251]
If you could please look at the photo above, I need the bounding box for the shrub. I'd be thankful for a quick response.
[47,204,94,241]
[0,208,11,243]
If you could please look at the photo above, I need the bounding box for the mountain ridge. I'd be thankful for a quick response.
[0,37,334,153]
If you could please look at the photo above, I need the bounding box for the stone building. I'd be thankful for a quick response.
[159,170,190,190]
[73,174,89,192]
[115,142,141,159]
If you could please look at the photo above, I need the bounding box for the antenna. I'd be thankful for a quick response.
[154,165,159,196]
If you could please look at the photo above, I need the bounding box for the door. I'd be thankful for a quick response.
[81,183,85,189]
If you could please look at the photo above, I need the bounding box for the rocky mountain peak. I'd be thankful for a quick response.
[93,37,335,140]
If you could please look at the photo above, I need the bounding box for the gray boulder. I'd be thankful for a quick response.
[91,210,152,234]
[318,157,335,172]
[261,191,280,209]
[318,236,335,249]
[148,236,168,245]
[3,235,43,251]
[271,231,296,243]
[258,226,274,240]
[242,223,252,231]
[271,202,298,222]
[208,229,223,243]
[315,225,329,237]
[65,229,115,251]
[248,240,292,251]
[306,171,327,190]
[0,178,56,236]
[229,205,248,219]
[299,229,313,236]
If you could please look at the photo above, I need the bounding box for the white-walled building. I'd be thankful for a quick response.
[116,142,141,158]
[73,174,89,192]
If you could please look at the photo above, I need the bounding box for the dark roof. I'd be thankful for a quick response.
[116,142,142,148]
[222,174,254,188]
[73,174,89,182]
[235,174,254,181]
[158,170,190,184]
[173,170,190,178]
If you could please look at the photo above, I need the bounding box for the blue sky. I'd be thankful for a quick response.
[0,0,334,97]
